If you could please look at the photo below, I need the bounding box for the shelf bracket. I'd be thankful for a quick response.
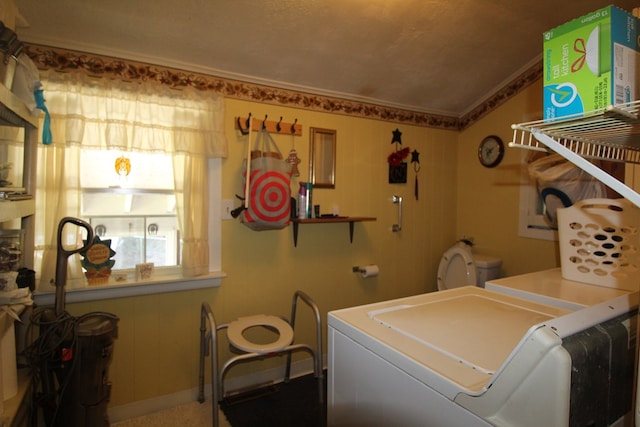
[291,217,376,247]
[293,221,299,247]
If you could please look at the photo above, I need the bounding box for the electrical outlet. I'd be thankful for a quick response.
[221,199,234,220]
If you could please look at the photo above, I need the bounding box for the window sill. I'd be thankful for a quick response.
[33,271,226,306]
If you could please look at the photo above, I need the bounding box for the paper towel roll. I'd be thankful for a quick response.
[360,265,379,278]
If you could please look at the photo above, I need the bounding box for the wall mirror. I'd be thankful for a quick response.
[309,127,336,189]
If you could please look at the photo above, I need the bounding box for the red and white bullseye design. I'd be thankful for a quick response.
[244,169,291,224]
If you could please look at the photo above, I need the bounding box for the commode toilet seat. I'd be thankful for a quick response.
[437,244,477,291]
[226,314,294,354]
[199,291,324,427]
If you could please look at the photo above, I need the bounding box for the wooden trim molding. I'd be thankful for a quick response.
[25,43,541,131]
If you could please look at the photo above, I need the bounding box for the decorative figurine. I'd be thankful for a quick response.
[287,148,301,177]
[80,235,116,285]
[115,155,131,177]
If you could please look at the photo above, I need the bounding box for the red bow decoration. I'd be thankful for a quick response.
[388,147,410,166]
[571,38,586,73]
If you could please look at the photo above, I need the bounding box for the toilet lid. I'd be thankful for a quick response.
[437,245,477,290]
[227,314,294,355]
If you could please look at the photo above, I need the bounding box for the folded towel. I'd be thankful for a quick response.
[0,287,32,306]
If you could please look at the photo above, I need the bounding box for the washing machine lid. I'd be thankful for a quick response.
[437,245,477,290]
[485,268,631,310]
[328,287,571,396]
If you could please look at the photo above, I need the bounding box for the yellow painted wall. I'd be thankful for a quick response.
[63,79,566,409]
[457,79,560,275]
[64,96,463,406]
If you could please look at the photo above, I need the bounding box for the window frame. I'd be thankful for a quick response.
[33,157,224,306]
[518,150,559,241]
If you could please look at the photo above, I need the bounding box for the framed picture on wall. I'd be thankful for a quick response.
[389,163,407,184]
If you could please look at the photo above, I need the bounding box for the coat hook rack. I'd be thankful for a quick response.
[236,113,252,136]
[234,115,303,136]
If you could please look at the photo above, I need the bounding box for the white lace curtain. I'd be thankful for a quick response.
[34,69,228,288]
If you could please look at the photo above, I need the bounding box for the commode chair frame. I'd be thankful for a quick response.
[198,290,324,427]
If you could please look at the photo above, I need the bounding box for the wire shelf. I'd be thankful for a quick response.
[510,100,640,208]
[510,100,640,163]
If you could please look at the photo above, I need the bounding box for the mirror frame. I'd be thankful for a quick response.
[309,127,336,189]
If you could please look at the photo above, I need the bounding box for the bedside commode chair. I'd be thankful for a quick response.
[198,290,324,427]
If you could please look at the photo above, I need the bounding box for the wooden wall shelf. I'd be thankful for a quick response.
[291,216,376,247]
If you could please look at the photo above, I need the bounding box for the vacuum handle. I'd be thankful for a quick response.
[55,217,94,315]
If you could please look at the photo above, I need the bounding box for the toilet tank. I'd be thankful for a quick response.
[474,254,502,287]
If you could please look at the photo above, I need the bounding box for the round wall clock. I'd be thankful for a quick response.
[478,135,505,168]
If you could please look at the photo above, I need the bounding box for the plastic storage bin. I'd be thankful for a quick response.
[0,229,23,272]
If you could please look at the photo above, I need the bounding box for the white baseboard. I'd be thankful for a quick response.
[108,357,324,423]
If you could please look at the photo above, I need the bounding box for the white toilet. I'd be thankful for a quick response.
[437,242,502,290]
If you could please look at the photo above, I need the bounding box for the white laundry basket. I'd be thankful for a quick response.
[557,198,640,291]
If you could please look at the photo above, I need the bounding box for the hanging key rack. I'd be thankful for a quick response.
[235,114,303,136]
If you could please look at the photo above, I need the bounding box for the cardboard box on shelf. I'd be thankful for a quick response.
[543,5,640,120]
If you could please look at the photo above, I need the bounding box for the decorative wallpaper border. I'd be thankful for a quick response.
[25,43,541,131]
[459,61,543,129]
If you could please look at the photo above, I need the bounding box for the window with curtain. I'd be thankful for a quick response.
[33,70,227,293]
[81,149,180,270]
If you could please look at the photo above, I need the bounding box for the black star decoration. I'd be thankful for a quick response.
[391,128,402,145]
[411,149,420,164]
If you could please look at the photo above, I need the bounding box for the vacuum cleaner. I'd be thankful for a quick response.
[24,217,119,426]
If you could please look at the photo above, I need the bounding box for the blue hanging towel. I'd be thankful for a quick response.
[33,82,52,145]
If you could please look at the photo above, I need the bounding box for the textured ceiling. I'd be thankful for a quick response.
[13,0,640,117]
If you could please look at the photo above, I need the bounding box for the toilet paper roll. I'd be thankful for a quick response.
[360,265,379,278]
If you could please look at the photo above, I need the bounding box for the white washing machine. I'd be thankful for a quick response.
[328,270,637,427]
